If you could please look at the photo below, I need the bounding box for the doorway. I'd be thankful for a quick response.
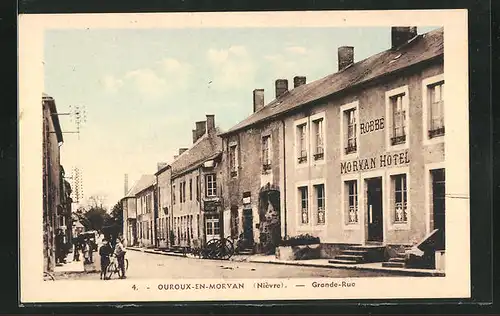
[431,169,445,249]
[205,214,220,242]
[242,207,254,247]
[366,177,383,243]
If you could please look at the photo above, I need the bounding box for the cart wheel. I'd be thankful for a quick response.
[221,238,234,260]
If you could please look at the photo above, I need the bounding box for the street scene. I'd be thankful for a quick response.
[41,23,456,282]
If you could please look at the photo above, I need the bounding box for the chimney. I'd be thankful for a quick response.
[157,162,168,171]
[275,79,288,98]
[253,89,265,113]
[195,120,206,141]
[293,76,307,88]
[391,26,418,48]
[173,155,178,160]
[179,148,188,155]
[124,174,129,195]
[338,46,354,71]
[192,130,198,143]
[206,114,215,133]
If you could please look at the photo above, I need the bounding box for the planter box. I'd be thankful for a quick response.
[276,244,321,261]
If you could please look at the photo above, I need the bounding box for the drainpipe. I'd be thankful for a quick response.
[281,119,287,239]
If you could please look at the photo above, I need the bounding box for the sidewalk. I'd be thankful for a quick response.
[127,246,445,276]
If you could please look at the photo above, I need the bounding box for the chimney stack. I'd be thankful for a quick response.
[275,79,288,98]
[253,89,265,113]
[293,76,307,88]
[206,114,215,133]
[124,174,129,195]
[173,155,178,160]
[179,148,188,156]
[194,120,206,142]
[391,26,418,48]
[338,46,354,71]
[192,129,197,144]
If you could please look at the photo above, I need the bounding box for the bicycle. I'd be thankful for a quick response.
[105,255,129,279]
[200,238,234,260]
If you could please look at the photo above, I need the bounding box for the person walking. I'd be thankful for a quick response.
[113,237,127,279]
[98,239,113,280]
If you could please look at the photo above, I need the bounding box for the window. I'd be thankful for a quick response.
[205,174,217,197]
[189,179,193,200]
[428,82,445,138]
[313,119,324,160]
[229,144,238,176]
[172,184,176,204]
[179,182,183,203]
[345,109,357,154]
[391,94,406,145]
[262,135,271,171]
[299,186,309,224]
[183,181,187,203]
[392,174,408,223]
[346,180,358,224]
[206,215,220,236]
[196,176,200,201]
[314,184,325,225]
[297,124,308,163]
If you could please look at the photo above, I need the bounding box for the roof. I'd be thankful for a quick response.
[155,163,171,176]
[124,174,155,198]
[220,27,443,136]
[170,128,223,178]
[42,93,64,143]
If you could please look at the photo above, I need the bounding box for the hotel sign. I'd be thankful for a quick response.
[340,150,410,174]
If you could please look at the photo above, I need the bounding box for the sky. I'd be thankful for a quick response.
[44,26,438,209]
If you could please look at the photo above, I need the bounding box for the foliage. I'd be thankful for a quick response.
[105,201,123,231]
[280,234,320,247]
[82,206,110,231]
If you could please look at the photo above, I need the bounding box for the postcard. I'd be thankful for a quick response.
[18,9,470,303]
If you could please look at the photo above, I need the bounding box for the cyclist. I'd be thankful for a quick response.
[98,239,112,280]
[114,237,127,279]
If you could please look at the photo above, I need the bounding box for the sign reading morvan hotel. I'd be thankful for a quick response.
[340,150,410,174]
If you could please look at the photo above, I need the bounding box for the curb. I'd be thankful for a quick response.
[127,247,444,277]
[246,259,445,277]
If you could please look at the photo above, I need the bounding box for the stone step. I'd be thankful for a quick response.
[382,261,405,268]
[335,254,365,262]
[343,249,368,255]
[328,258,358,264]
[389,257,405,263]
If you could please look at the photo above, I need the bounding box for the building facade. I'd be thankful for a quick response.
[221,27,446,262]
[155,163,172,249]
[42,93,65,273]
[170,115,223,248]
[134,176,156,248]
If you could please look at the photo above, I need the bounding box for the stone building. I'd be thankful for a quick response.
[155,162,172,249]
[221,27,446,265]
[170,115,223,248]
[129,175,155,248]
[42,93,64,272]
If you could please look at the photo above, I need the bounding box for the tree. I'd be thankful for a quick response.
[108,201,123,230]
[83,206,110,231]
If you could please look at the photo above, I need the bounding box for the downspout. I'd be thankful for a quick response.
[281,119,287,239]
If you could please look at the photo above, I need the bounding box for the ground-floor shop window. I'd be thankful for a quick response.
[206,215,220,236]
[345,180,358,224]
[392,174,408,223]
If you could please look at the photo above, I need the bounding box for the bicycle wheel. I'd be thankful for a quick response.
[220,238,234,260]
[106,262,117,279]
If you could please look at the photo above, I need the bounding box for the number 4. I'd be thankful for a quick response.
[132,284,137,291]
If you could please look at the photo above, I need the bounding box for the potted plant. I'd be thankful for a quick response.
[276,234,321,260]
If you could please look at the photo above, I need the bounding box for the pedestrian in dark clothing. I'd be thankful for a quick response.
[99,240,113,280]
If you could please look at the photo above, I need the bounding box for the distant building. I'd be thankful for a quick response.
[170,115,223,248]
[155,163,172,249]
[122,174,155,247]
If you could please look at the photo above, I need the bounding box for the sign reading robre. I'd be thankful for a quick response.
[340,150,410,174]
